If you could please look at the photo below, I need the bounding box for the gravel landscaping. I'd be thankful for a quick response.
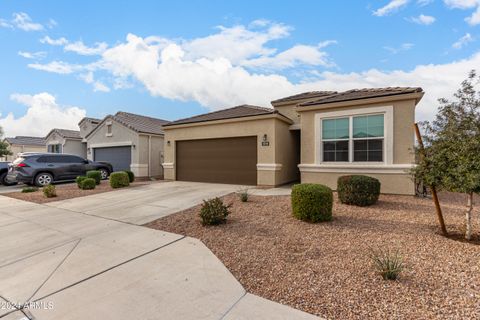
[4,181,151,203]
[146,192,480,320]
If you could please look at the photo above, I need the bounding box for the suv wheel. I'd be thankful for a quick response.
[35,173,53,187]
[99,168,109,180]
[0,172,17,186]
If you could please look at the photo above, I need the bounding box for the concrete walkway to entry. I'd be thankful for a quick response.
[0,191,319,319]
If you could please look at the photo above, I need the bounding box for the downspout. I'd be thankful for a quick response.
[148,135,151,177]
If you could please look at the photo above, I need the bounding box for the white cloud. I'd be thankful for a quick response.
[99,32,480,121]
[11,12,43,31]
[383,43,414,54]
[452,33,474,49]
[373,0,410,16]
[444,0,480,25]
[79,72,110,92]
[417,0,434,6]
[409,14,436,24]
[242,42,337,69]
[18,51,47,59]
[47,19,57,29]
[64,41,108,56]
[0,19,13,29]
[28,61,82,74]
[0,93,86,136]
[40,36,68,46]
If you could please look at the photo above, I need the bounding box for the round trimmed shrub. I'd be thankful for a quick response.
[80,178,96,190]
[291,183,333,222]
[124,170,135,183]
[43,185,57,198]
[109,171,130,189]
[337,175,381,206]
[86,170,101,185]
[76,176,87,188]
[199,197,231,225]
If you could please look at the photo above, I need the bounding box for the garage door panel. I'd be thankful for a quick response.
[176,137,257,185]
[94,146,132,172]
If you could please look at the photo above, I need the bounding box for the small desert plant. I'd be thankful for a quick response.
[109,171,130,188]
[80,178,96,190]
[86,170,101,185]
[76,176,87,188]
[199,197,231,225]
[238,189,249,202]
[291,183,333,222]
[337,175,381,206]
[21,186,38,193]
[43,185,57,198]
[124,170,135,183]
[370,248,404,280]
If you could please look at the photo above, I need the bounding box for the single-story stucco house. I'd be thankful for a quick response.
[45,129,86,157]
[162,87,423,195]
[2,136,46,161]
[85,111,169,177]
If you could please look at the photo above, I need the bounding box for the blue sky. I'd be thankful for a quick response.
[0,0,479,136]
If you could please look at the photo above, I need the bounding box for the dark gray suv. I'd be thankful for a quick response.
[7,153,113,187]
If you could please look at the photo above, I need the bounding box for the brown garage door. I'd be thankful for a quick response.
[176,136,257,185]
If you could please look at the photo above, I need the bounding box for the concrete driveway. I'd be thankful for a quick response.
[0,184,319,320]
[46,181,243,225]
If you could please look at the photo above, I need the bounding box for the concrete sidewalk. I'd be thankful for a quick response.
[0,195,319,320]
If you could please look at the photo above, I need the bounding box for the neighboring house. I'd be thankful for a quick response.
[85,111,169,177]
[45,129,85,157]
[163,87,424,195]
[2,136,46,161]
[79,117,101,142]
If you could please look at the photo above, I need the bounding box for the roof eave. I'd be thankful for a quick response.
[296,92,425,112]
[163,112,293,130]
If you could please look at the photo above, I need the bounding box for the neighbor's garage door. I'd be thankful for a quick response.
[94,146,131,172]
[176,136,257,185]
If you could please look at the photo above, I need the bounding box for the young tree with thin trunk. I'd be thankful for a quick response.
[0,127,12,159]
[413,70,480,240]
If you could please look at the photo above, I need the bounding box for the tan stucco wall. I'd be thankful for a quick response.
[79,120,99,140]
[3,143,45,161]
[163,116,295,186]
[274,121,300,184]
[273,104,300,124]
[86,119,164,177]
[301,171,414,195]
[63,140,87,158]
[298,98,417,195]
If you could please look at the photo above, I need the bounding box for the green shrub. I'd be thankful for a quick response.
[124,170,135,183]
[80,178,96,190]
[109,171,130,189]
[199,197,231,225]
[76,176,87,188]
[43,185,56,198]
[337,175,381,206]
[370,248,404,280]
[86,170,101,185]
[238,189,249,202]
[22,186,38,193]
[291,183,333,222]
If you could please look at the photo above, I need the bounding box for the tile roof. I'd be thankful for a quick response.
[48,129,82,140]
[112,111,170,135]
[4,136,46,146]
[271,91,337,104]
[164,105,277,126]
[299,87,423,106]
[79,117,102,125]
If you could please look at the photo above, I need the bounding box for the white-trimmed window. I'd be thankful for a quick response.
[322,114,384,163]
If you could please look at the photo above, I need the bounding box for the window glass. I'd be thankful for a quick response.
[323,141,349,162]
[354,139,383,162]
[353,115,384,138]
[322,118,349,140]
[63,155,84,163]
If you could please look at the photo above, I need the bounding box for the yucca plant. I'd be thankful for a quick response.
[238,189,249,202]
[370,248,404,280]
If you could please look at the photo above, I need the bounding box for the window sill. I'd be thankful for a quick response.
[106,133,113,137]
[298,163,415,174]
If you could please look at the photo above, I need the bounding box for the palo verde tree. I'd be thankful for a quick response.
[413,70,480,240]
[0,126,12,159]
